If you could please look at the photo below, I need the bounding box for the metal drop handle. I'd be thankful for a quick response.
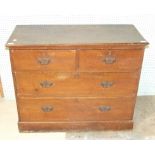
[101,81,113,88]
[40,80,53,88]
[99,105,111,112]
[37,57,51,65]
[103,52,116,64]
[41,105,53,112]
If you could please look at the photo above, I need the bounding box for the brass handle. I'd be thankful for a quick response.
[40,80,53,88]
[41,105,53,112]
[101,81,113,88]
[99,105,111,112]
[103,52,116,64]
[37,57,51,65]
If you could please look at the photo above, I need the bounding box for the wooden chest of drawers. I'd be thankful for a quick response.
[6,25,148,131]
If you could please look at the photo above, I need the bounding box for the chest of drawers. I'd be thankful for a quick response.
[6,25,148,132]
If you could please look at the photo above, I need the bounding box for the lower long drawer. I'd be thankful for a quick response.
[17,97,136,122]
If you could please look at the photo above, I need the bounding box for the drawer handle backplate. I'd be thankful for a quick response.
[41,105,53,112]
[101,81,113,88]
[40,80,53,88]
[103,52,116,64]
[38,57,51,65]
[99,105,111,112]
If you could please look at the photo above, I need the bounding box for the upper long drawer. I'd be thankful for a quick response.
[79,49,144,72]
[14,72,139,98]
[10,50,76,71]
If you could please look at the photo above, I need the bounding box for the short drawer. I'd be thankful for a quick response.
[15,72,139,98]
[11,50,76,71]
[18,97,135,122]
[79,49,144,72]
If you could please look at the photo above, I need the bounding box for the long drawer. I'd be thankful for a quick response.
[15,72,139,97]
[18,97,135,122]
[11,50,76,71]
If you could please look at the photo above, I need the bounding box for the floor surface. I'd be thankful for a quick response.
[0,96,155,140]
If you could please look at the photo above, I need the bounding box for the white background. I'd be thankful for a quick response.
[0,0,155,153]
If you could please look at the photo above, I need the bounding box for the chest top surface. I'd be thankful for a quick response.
[6,25,148,47]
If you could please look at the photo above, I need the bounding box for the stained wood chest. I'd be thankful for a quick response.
[6,25,148,131]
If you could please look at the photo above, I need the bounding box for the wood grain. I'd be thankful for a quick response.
[18,120,133,132]
[79,49,144,72]
[7,44,147,50]
[6,25,148,47]
[18,97,135,122]
[11,49,76,71]
[14,72,140,98]
[6,25,148,131]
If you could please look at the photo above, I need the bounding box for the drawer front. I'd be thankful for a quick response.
[15,72,139,97]
[79,49,144,72]
[18,97,135,122]
[11,50,76,71]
